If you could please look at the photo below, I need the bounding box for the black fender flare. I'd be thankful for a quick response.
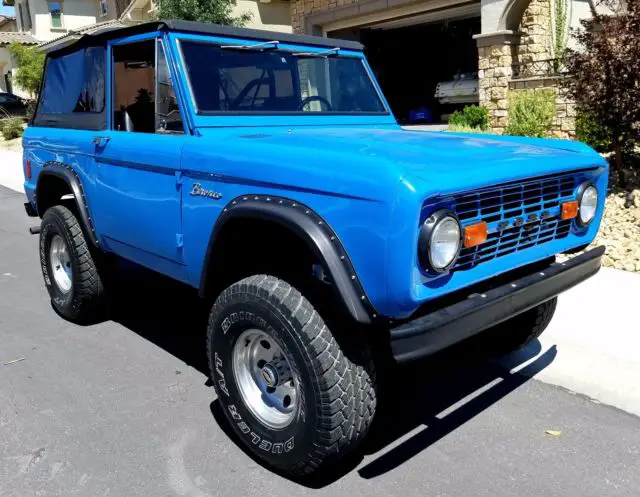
[36,161,99,247]
[199,195,376,324]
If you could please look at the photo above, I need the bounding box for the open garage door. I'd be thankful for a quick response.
[328,9,480,124]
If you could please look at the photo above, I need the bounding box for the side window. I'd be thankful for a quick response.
[112,39,183,134]
[33,46,106,129]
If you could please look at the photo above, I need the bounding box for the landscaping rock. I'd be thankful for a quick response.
[558,167,640,273]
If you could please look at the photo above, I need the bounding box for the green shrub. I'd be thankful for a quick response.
[448,105,489,130]
[575,111,612,152]
[505,90,555,138]
[446,124,491,134]
[1,116,24,141]
[8,42,45,98]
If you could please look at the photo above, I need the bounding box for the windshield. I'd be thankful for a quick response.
[179,40,387,115]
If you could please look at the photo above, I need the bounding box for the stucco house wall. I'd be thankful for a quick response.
[19,0,99,41]
[237,0,292,33]
[119,0,292,32]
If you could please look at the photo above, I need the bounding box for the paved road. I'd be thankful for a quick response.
[2,185,640,497]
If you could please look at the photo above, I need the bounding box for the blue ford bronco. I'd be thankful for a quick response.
[23,20,607,475]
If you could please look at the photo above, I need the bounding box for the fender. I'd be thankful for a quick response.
[199,195,375,324]
[36,162,99,247]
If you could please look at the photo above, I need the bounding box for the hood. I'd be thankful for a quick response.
[194,126,605,201]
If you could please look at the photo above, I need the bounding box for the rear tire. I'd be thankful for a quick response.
[207,274,376,476]
[39,205,106,323]
[493,297,558,353]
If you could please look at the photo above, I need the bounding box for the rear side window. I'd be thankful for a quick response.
[33,46,106,130]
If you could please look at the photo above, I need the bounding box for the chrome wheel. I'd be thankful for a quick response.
[50,234,72,293]
[232,329,297,429]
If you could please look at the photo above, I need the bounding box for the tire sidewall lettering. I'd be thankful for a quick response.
[211,299,316,463]
[40,215,74,311]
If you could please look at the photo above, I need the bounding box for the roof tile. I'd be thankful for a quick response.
[0,31,38,46]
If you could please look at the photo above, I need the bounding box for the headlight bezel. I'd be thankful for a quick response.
[577,182,598,227]
[418,209,463,273]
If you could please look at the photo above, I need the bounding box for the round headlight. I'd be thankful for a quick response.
[578,184,598,225]
[418,210,462,272]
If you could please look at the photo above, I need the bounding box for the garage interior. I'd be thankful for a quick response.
[328,10,481,124]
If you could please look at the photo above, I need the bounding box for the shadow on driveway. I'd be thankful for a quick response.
[106,260,556,489]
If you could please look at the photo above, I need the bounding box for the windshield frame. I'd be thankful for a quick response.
[172,33,393,120]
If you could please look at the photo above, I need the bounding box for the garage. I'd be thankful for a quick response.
[326,5,480,124]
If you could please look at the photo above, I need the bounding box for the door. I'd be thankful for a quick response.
[91,36,189,277]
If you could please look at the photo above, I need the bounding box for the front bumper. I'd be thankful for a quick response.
[390,246,605,362]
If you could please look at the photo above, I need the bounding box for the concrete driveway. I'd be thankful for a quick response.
[1,152,639,496]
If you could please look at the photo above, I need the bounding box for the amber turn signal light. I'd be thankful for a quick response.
[463,221,488,248]
[561,201,579,220]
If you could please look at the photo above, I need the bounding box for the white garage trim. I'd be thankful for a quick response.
[370,3,481,30]
[322,0,478,35]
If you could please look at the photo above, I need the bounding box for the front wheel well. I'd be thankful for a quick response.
[202,217,338,315]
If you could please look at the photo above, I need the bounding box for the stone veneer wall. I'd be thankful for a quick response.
[518,0,553,64]
[291,0,357,34]
[508,78,576,139]
[479,0,575,137]
[478,43,518,134]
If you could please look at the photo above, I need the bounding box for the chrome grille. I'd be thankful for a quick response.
[451,171,581,271]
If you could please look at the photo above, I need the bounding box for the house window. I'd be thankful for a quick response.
[18,1,33,31]
[17,4,24,29]
[47,1,64,29]
[24,1,33,30]
[99,0,108,16]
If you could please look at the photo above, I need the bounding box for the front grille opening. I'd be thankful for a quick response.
[449,170,584,271]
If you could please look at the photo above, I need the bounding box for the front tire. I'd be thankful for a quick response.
[492,297,558,353]
[207,274,375,476]
[39,205,106,322]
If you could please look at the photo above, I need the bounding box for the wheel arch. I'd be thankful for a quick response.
[35,162,99,247]
[199,195,375,324]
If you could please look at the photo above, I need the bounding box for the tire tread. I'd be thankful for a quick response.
[207,274,376,475]
[41,205,105,321]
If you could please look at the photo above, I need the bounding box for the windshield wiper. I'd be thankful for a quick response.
[291,47,341,58]
[220,40,280,51]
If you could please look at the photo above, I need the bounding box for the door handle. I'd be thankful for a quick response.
[92,136,110,146]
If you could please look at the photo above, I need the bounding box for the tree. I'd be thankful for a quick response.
[155,0,251,26]
[563,0,640,188]
[8,42,45,98]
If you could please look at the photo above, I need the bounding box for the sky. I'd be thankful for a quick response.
[1,5,15,17]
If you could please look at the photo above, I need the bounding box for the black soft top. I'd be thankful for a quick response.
[48,20,363,57]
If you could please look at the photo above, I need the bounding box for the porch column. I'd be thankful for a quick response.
[474,31,521,134]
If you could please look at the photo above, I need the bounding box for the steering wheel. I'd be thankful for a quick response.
[297,96,333,111]
[230,77,271,110]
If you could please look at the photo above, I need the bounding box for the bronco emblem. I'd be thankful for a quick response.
[190,183,222,200]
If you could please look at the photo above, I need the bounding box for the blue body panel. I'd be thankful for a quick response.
[23,29,608,320]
